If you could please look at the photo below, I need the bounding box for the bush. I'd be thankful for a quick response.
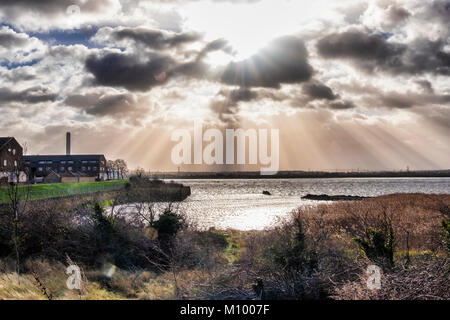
[269,215,318,275]
[353,225,395,266]
[152,209,185,239]
[442,219,450,253]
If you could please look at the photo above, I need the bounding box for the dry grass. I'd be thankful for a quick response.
[236,193,450,300]
[290,193,450,256]
[0,193,448,300]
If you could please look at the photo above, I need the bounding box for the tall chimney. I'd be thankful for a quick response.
[66,132,71,155]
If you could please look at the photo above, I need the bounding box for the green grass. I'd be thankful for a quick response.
[0,180,128,204]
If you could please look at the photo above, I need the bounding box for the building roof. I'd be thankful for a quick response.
[45,170,61,178]
[0,137,13,150]
[24,154,106,162]
[60,171,89,177]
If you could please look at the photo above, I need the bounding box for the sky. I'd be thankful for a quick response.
[0,0,449,171]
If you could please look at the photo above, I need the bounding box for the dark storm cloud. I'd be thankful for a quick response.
[197,38,232,59]
[110,27,202,49]
[65,92,143,118]
[211,88,258,115]
[302,81,337,101]
[366,91,450,109]
[209,87,268,126]
[317,30,450,76]
[379,92,416,109]
[85,38,232,90]
[387,5,411,23]
[221,36,313,88]
[415,80,434,94]
[0,87,57,104]
[420,0,450,27]
[208,98,240,127]
[85,52,174,91]
[64,93,101,108]
[317,30,405,64]
[217,87,288,105]
[327,100,356,110]
[171,38,232,79]
[401,39,450,76]
[290,85,354,110]
[229,88,258,102]
[0,31,28,48]
[209,86,290,127]
[0,0,112,15]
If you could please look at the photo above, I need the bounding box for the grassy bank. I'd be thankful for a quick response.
[0,180,128,204]
[0,193,448,300]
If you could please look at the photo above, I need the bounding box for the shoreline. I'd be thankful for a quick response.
[153,171,450,180]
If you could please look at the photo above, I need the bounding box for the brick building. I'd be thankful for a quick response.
[23,132,108,182]
[0,137,26,183]
[24,154,107,182]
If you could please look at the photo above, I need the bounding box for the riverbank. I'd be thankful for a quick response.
[0,193,448,300]
[0,178,191,206]
[151,169,450,180]
[0,180,128,204]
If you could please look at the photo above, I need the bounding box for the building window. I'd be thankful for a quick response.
[38,167,43,172]
[68,167,72,171]
[12,149,16,155]
[82,166,86,171]
[61,161,66,164]
[60,167,64,172]
[14,160,17,167]
[82,161,88,164]
[88,167,91,171]
[93,166,97,171]
[68,161,74,164]
[39,161,46,164]
[46,161,52,164]
[3,160,6,166]
[46,167,51,171]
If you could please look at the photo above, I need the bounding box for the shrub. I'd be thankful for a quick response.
[269,215,318,275]
[92,201,114,234]
[442,219,450,253]
[353,224,395,266]
[152,209,185,240]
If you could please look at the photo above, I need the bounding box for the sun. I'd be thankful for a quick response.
[182,0,313,66]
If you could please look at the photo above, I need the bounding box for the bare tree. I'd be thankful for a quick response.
[1,147,30,275]
[115,159,128,179]
[106,160,116,180]
[135,166,146,178]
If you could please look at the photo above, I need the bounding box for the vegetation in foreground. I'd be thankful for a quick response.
[0,185,448,300]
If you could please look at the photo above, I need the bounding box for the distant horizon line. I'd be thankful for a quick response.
[142,169,450,174]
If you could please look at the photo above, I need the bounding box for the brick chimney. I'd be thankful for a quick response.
[66,132,71,155]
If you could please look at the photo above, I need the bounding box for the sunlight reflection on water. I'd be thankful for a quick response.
[171,178,450,230]
[112,178,450,231]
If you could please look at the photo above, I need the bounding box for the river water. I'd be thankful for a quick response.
[165,178,450,230]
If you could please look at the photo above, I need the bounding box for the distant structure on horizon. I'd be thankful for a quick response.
[66,132,71,155]
[24,132,108,183]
